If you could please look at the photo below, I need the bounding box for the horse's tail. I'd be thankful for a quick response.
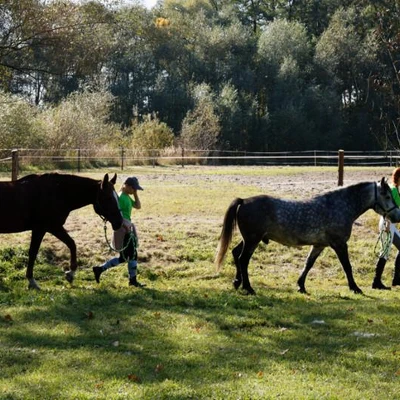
[215,198,243,271]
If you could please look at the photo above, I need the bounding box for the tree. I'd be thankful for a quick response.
[0,90,42,148]
[131,114,175,150]
[36,89,119,150]
[180,83,220,149]
[0,0,113,104]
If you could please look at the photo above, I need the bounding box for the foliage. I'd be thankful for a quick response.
[180,83,221,150]
[36,89,120,150]
[1,0,400,151]
[131,114,175,151]
[0,91,43,148]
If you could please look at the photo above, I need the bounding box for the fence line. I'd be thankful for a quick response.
[1,149,400,181]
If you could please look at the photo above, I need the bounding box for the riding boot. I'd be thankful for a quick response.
[128,260,145,287]
[93,257,120,283]
[392,253,400,286]
[92,266,103,283]
[372,257,391,290]
[129,275,145,287]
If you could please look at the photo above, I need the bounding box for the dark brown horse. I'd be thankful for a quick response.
[215,179,400,295]
[0,173,123,289]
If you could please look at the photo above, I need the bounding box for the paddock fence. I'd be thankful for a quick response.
[1,148,400,181]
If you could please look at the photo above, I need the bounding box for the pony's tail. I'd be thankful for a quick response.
[215,198,243,271]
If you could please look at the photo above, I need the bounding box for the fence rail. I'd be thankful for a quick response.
[1,148,399,181]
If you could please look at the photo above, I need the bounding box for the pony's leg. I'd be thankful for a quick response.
[297,245,324,294]
[49,227,77,284]
[239,241,259,295]
[331,242,363,294]
[27,229,46,290]
[232,241,244,289]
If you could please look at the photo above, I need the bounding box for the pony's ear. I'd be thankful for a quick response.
[101,173,110,189]
[110,173,117,185]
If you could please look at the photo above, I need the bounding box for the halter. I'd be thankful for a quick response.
[373,182,398,217]
[94,189,120,224]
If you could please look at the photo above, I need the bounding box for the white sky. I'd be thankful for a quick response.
[121,0,158,8]
[142,0,157,8]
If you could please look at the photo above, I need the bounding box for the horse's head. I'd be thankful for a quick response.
[376,177,400,223]
[94,173,123,230]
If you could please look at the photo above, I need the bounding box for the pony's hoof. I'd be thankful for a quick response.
[233,279,241,290]
[65,271,74,284]
[28,280,41,290]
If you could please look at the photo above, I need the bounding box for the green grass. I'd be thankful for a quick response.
[1,166,400,399]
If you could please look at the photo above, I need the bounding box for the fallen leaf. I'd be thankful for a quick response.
[85,311,94,320]
[395,370,400,376]
[155,364,164,373]
[128,374,141,382]
[280,349,289,355]
[153,312,161,319]
[112,341,119,347]
[257,371,264,378]
[4,314,13,322]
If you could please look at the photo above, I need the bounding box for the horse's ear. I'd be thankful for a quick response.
[110,173,117,185]
[380,177,388,193]
[101,174,110,189]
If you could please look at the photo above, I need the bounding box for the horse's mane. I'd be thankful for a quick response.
[314,181,372,200]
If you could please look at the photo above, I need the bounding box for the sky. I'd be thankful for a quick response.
[122,0,158,8]
[142,0,157,8]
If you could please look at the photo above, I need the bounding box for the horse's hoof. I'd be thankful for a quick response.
[65,271,74,284]
[297,287,307,294]
[244,287,256,295]
[353,287,363,294]
[233,279,241,290]
[372,282,391,290]
[28,280,41,290]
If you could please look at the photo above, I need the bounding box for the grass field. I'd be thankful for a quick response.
[1,166,400,399]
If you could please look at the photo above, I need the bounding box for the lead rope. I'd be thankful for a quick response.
[374,229,392,258]
[103,221,138,253]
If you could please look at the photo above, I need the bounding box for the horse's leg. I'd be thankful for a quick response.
[232,241,243,290]
[239,240,260,295]
[27,229,46,290]
[49,227,77,284]
[331,242,363,294]
[297,245,325,294]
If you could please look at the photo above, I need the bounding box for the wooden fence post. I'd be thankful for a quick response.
[77,148,81,173]
[11,149,19,181]
[338,149,344,186]
[120,147,124,171]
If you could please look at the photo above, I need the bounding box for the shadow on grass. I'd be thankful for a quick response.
[1,280,399,395]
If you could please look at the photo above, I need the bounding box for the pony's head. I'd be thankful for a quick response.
[376,177,400,223]
[94,174,123,230]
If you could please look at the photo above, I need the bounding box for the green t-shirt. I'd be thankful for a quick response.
[391,185,400,207]
[119,192,135,220]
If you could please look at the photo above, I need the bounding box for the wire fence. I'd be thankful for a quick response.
[1,148,400,178]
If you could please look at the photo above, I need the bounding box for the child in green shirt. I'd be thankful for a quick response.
[93,177,144,287]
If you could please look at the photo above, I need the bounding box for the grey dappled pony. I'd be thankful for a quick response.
[215,178,400,295]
